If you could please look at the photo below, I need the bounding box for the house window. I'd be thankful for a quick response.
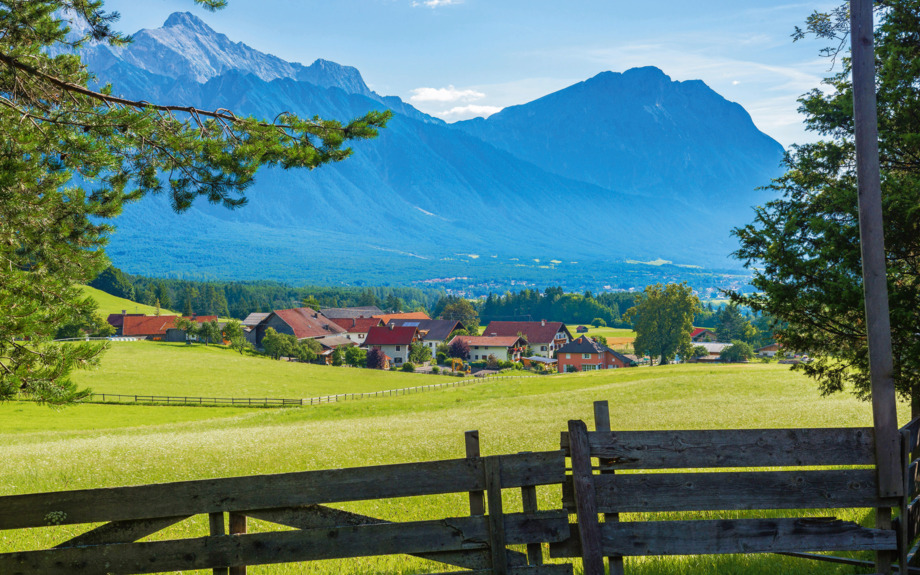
[395,357,402,363]
[582,353,591,359]
[583,364,598,371]
[474,346,480,350]
[474,355,479,360]
[395,345,401,351]
[541,346,547,351]
[565,353,571,359]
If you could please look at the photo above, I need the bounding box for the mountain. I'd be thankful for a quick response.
[67,12,784,285]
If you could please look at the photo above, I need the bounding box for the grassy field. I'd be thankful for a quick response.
[78,284,177,317]
[1,360,910,574]
[71,341,458,398]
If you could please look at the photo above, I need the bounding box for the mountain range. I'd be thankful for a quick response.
[69,12,785,285]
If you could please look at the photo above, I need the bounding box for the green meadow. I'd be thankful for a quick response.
[1,350,911,574]
[78,285,177,317]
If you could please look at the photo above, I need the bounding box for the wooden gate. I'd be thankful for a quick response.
[551,401,903,574]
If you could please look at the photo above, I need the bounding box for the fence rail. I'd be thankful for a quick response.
[87,373,540,407]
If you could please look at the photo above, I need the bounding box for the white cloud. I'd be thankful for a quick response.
[438,104,503,120]
[411,0,462,7]
[410,85,485,103]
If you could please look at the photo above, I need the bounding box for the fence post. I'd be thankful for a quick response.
[519,453,543,566]
[465,430,486,516]
[209,512,229,575]
[229,513,247,575]
[593,401,624,575]
[568,419,605,575]
[485,456,508,575]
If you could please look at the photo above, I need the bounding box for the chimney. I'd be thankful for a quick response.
[541,319,546,327]
[389,323,394,330]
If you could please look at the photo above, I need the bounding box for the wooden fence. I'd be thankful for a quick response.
[4,403,920,574]
[86,374,539,407]
[0,432,570,575]
[551,401,908,575]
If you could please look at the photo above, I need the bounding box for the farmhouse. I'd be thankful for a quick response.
[757,342,782,357]
[121,315,218,341]
[556,335,637,372]
[691,328,718,342]
[690,341,733,362]
[482,320,572,358]
[241,312,269,329]
[254,308,345,347]
[388,319,466,354]
[329,317,385,345]
[363,325,419,366]
[315,335,357,364]
[105,311,145,336]
[449,335,526,362]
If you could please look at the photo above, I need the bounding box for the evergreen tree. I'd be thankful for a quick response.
[732,1,920,402]
[0,1,389,404]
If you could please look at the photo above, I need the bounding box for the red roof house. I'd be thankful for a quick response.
[330,317,385,344]
[481,320,572,358]
[448,335,526,362]
[121,315,218,340]
[363,325,419,366]
[254,308,345,347]
[691,328,718,342]
[557,336,637,373]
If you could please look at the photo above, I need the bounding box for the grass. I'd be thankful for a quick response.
[2,360,910,574]
[70,341,459,398]
[78,284,176,317]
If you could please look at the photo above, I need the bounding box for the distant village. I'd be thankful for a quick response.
[105,305,786,375]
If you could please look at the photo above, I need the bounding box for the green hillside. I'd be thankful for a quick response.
[78,284,176,317]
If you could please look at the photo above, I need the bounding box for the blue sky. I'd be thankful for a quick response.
[104,0,841,147]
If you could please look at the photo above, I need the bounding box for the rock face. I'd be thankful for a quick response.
[69,12,786,281]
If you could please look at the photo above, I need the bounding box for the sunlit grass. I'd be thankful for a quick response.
[1,362,908,574]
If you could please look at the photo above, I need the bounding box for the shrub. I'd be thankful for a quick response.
[486,354,500,370]
[366,348,386,369]
[592,318,607,328]
[436,351,448,365]
[431,366,440,374]
[565,364,578,373]
[401,362,416,372]
[449,338,470,359]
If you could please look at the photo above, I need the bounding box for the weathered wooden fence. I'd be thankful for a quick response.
[551,401,908,575]
[0,434,570,575]
[4,403,920,575]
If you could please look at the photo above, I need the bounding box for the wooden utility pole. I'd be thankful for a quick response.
[849,0,902,501]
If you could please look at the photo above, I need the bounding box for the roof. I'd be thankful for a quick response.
[242,313,270,327]
[330,317,384,333]
[691,328,717,338]
[373,311,431,324]
[364,325,418,346]
[449,335,524,348]
[557,336,636,365]
[388,319,463,341]
[697,342,732,353]
[120,315,217,336]
[122,315,179,336]
[315,335,357,350]
[320,306,383,319]
[272,308,346,339]
[105,313,144,329]
[482,321,572,344]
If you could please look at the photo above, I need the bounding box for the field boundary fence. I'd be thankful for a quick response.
[3,401,916,574]
[85,373,541,407]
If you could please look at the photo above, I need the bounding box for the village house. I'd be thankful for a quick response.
[388,319,466,355]
[449,335,527,362]
[363,325,419,366]
[556,335,637,373]
[253,308,346,347]
[329,317,385,345]
[105,310,145,336]
[315,335,357,364]
[481,320,572,358]
[691,328,719,342]
[757,343,782,357]
[121,315,218,341]
[689,341,733,362]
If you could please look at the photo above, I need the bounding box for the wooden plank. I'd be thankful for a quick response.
[420,566,573,575]
[240,505,540,569]
[901,430,911,572]
[549,518,897,558]
[466,430,486,516]
[907,460,920,499]
[0,512,569,575]
[520,483,542,565]
[848,0,904,503]
[562,469,882,512]
[778,551,920,574]
[906,497,920,543]
[55,516,190,549]
[560,428,876,469]
[594,400,624,575]
[0,451,563,531]
[485,457,508,575]
[902,416,920,457]
[567,420,604,575]
[209,512,228,575]
[228,513,246,575]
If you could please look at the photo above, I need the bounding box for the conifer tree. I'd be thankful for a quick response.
[0,0,390,404]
